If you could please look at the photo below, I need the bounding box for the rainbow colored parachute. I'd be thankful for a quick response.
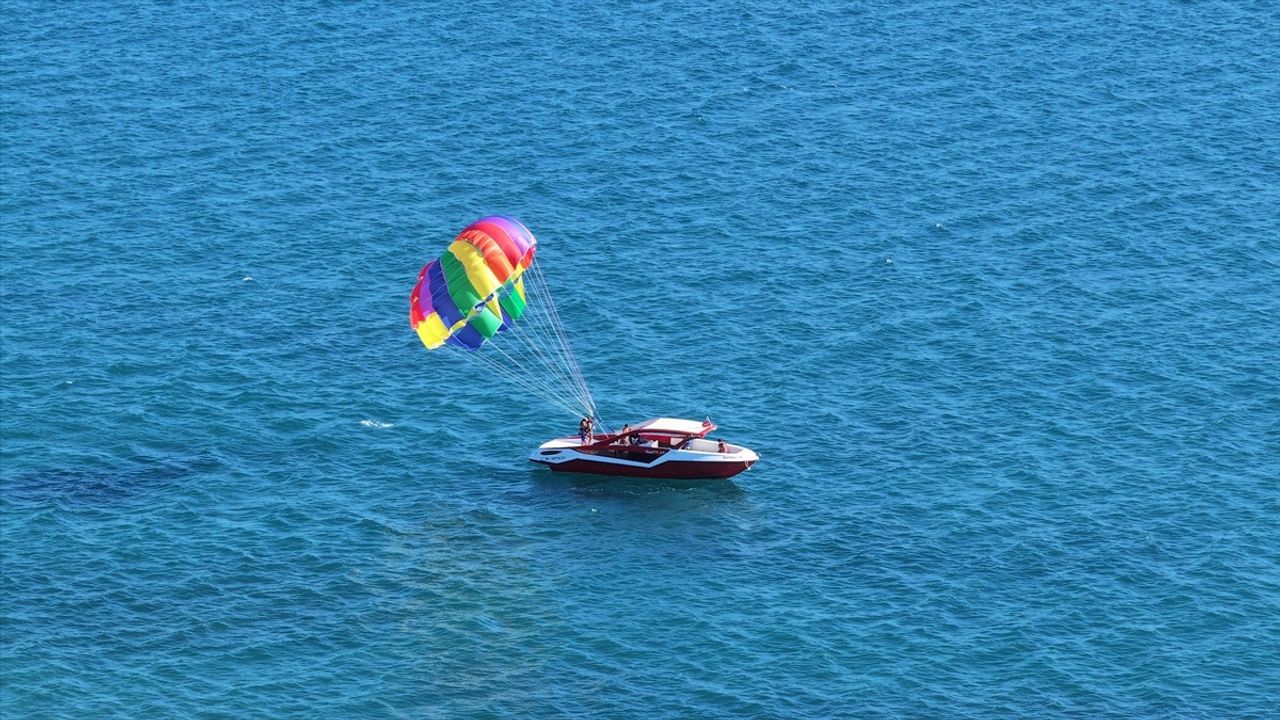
[409,216,600,420]
[409,216,537,350]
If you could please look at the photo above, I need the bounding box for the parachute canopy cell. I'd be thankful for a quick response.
[409,216,537,350]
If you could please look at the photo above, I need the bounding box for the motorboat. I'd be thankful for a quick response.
[529,417,758,479]
[407,220,756,480]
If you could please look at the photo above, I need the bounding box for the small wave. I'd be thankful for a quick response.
[360,419,394,429]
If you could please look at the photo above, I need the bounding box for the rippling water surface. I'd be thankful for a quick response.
[3,1,1278,717]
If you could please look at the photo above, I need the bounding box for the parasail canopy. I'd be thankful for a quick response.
[409,216,600,421]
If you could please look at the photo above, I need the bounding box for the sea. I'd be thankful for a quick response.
[2,1,1278,718]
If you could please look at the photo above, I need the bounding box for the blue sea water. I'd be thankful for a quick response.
[2,0,1279,717]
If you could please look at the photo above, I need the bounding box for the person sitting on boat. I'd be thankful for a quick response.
[717,438,728,453]
[616,424,640,447]
[578,416,593,444]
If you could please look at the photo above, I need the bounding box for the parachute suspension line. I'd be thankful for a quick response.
[455,346,586,418]
[494,269,598,421]
[442,284,598,421]
[472,330,581,412]
[526,263,598,419]
[495,286,580,405]
[521,290,596,422]
[483,341,591,418]
[482,330,581,413]
[544,300,600,424]
[505,318,585,414]
[490,305,592,417]
[457,350,563,411]
[520,305,575,397]
[530,264,593,410]
[513,283,594,416]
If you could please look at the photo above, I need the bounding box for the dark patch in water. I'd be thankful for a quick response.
[0,455,220,505]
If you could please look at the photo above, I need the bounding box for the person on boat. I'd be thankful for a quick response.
[578,416,593,444]
[615,424,634,446]
[717,438,728,453]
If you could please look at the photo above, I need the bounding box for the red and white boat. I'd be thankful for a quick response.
[529,417,758,479]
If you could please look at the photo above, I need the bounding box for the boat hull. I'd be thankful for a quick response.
[529,418,759,480]
[530,457,755,479]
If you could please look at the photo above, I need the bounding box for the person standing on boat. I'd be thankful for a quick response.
[579,416,593,444]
